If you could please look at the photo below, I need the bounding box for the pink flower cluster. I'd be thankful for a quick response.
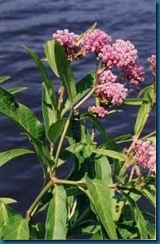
[100,40,138,68]
[89,106,108,118]
[95,70,128,106]
[148,55,156,77]
[95,82,128,105]
[80,29,111,55]
[52,29,80,60]
[133,140,156,174]
[98,70,117,84]
[122,64,145,86]
[52,27,145,87]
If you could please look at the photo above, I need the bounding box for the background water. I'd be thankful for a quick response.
[0,0,156,215]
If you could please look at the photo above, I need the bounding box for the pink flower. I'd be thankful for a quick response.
[122,63,145,86]
[52,29,80,60]
[95,82,128,105]
[133,140,156,174]
[89,106,108,118]
[100,40,138,69]
[98,70,117,84]
[148,55,156,77]
[80,29,111,55]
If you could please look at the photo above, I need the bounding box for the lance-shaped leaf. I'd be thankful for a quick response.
[122,192,149,239]
[44,40,59,77]
[0,201,29,240]
[0,86,52,173]
[42,82,56,135]
[83,178,117,239]
[8,87,28,95]
[46,40,76,102]
[0,87,44,140]
[45,185,67,240]
[0,76,10,83]
[80,113,115,149]
[24,45,57,121]
[92,148,127,161]
[61,72,95,116]
[134,89,153,136]
[0,148,34,168]
[47,118,67,143]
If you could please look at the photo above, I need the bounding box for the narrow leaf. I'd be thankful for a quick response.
[8,87,28,94]
[54,41,77,102]
[124,98,142,105]
[80,113,115,149]
[48,118,67,143]
[92,148,127,161]
[0,148,34,168]
[0,76,10,83]
[24,45,57,119]
[2,216,29,240]
[44,40,59,76]
[42,82,56,135]
[84,178,117,239]
[45,186,67,240]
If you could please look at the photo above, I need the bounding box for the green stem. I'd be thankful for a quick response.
[53,110,73,172]
[26,180,53,219]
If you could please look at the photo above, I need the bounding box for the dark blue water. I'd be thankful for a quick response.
[0,0,156,214]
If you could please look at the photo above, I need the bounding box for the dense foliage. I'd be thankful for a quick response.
[0,24,156,240]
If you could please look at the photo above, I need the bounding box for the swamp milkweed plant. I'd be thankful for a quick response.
[0,23,156,240]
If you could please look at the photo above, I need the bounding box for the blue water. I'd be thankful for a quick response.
[0,0,156,214]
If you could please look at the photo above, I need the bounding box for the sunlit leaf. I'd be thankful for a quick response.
[0,76,10,83]
[45,185,67,240]
[0,148,34,168]
[82,178,117,239]
[92,148,127,161]
[48,118,67,143]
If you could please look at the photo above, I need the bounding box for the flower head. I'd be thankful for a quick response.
[89,106,108,118]
[52,29,80,60]
[98,70,117,84]
[133,140,156,174]
[95,82,128,105]
[148,55,156,77]
[80,29,111,55]
[122,63,145,86]
[100,40,138,69]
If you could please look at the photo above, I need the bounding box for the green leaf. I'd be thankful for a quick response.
[47,118,67,143]
[92,148,127,161]
[112,134,132,144]
[44,40,59,77]
[1,216,29,240]
[61,72,95,116]
[0,86,44,140]
[0,86,52,173]
[24,45,57,120]
[53,41,77,102]
[80,113,115,149]
[134,102,151,136]
[42,82,56,135]
[94,155,113,184]
[124,98,143,105]
[0,76,10,83]
[0,198,17,205]
[83,178,117,239]
[8,87,28,94]
[45,185,67,240]
[77,22,97,44]
[122,192,148,239]
[140,185,156,206]
[0,201,29,240]
[134,90,153,136]
[0,148,34,168]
